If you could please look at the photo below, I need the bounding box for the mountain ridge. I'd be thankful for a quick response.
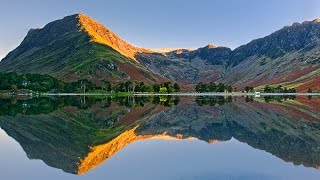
[0,14,320,91]
[0,13,167,85]
[76,13,151,61]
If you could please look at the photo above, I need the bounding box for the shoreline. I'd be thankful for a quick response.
[41,92,320,97]
[1,92,320,97]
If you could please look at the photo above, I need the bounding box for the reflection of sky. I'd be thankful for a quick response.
[0,128,319,180]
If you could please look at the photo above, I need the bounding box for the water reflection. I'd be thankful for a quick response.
[0,95,320,175]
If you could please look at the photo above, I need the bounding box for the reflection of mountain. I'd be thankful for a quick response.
[137,97,320,169]
[0,98,167,174]
[0,96,320,174]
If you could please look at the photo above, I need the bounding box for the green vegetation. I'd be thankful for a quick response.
[0,95,180,117]
[0,72,63,93]
[114,81,180,93]
[195,96,233,106]
[264,85,296,93]
[264,95,296,103]
[0,72,181,94]
[245,86,255,93]
[195,82,233,93]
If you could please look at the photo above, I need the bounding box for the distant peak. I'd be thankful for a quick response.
[67,13,89,18]
[300,18,320,25]
[77,13,94,20]
[152,48,193,53]
[205,44,217,49]
[313,18,320,23]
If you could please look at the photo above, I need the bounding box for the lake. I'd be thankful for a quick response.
[0,95,320,180]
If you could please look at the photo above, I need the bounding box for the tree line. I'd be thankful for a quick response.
[195,82,233,93]
[263,85,296,93]
[114,81,180,93]
[0,72,181,93]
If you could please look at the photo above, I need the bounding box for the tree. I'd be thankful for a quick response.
[264,85,272,93]
[216,83,225,92]
[195,82,203,92]
[288,88,296,93]
[173,83,180,92]
[152,84,160,92]
[101,80,112,91]
[233,87,237,92]
[245,86,250,93]
[11,85,18,92]
[308,88,313,93]
[134,81,142,92]
[208,82,217,92]
[124,81,134,92]
[245,86,254,93]
[275,85,283,93]
[159,87,168,93]
[226,85,233,93]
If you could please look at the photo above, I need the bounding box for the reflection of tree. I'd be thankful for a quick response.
[152,96,180,107]
[0,95,180,116]
[245,96,254,102]
[195,96,233,106]
[264,95,296,103]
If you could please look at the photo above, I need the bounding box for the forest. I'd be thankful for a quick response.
[0,72,180,94]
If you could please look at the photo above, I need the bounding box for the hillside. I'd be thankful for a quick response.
[0,14,165,86]
[137,19,320,92]
[0,14,319,91]
[223,19,320,91]
[136,45,231,86]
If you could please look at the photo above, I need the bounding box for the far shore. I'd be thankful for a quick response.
[40,92,320,97]
[1,92,320,97]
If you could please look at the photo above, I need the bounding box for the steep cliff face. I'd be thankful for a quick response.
[77,14,151,61]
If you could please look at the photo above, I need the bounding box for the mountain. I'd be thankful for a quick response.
[136,45,231,87]
[137,19,320,92]
[223,19,320,91]
[0,14,319,91]
[0,14,166,85]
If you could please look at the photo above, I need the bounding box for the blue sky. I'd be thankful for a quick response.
[0,0,320,59]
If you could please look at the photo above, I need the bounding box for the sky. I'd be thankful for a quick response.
[0,0,320,59]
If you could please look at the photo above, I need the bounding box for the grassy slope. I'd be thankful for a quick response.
[223,47,320,92]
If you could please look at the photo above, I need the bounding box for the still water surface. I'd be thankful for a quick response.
[0,95,320,180]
